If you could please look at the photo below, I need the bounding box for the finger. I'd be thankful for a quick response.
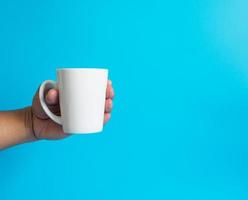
[32,87,49,119]
[44,89,61,115]
[45,89,59,105]
[105,99,113,113]
[104,113,111,124]
[32,86,60,119]
[106,80,114,99]
[108,80,112,86]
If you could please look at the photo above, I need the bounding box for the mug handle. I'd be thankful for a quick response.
[39,80,62,125]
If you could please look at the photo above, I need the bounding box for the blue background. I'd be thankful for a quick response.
[1,0,248,199]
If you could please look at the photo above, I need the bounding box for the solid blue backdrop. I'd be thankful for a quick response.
[1,0,248,199]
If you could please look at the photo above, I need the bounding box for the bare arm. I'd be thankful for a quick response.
[0,107,35,149]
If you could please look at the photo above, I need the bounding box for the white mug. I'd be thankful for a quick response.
[39,68,108,134]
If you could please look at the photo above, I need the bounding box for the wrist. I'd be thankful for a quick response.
[23,106,38,142]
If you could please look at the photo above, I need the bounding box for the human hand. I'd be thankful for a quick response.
[30,80,114,140]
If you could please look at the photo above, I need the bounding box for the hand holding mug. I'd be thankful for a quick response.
[31,68,114,140]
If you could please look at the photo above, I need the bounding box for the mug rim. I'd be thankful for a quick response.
[57,68,108,71]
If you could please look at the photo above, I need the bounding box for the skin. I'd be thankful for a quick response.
[0,80,114,150]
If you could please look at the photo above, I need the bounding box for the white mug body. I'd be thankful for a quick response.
[57,68,108,133]
[39,68,108,134]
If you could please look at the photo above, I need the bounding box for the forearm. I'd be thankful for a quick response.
[0,107,36,150]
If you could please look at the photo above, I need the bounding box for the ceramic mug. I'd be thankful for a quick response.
[39,68,108,134]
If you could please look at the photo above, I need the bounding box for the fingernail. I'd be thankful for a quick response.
[111,88,114,96]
